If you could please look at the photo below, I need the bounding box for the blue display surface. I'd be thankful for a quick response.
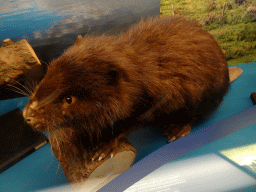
[100,62,256,191]
[1,62,256,192]
[102,105,256,192]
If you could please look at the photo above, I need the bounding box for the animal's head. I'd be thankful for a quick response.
[23,35,134,138]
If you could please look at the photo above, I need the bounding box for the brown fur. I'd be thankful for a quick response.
[23,16,230,157]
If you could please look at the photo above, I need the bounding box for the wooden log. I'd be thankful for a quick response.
[229,67,243,83]
[0,38,43,86]
[49,128,136,190]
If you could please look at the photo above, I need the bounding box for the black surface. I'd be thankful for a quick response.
[0,108,48,173]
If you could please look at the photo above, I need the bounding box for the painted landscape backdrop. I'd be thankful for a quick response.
[160,0,256,66]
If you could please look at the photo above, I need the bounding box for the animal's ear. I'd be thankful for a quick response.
[106,65,128,86]
[75,35,83,44]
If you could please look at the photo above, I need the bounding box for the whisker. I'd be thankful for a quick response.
[6,87,26,96]
[42,156,54,174]
[40,60,50,68]
[45,122,52,139]
[46,121,62,160]
[17,82,32,95]
[23,80,35,94]
[49,131,61,174]
[43,129,54,173]
[53,131,62,174]
[56,163,61,174]
[47,117,60,131]
[61,129,69,141]
[6,84,30,96]
[32,81,36,91]
[54,136,61,153]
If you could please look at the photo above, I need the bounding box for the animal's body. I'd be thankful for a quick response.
[23,16,230,160]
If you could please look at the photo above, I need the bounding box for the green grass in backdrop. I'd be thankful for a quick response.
[160,0,256,66]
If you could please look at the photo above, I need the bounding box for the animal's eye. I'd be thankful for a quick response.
[65,96,72,104]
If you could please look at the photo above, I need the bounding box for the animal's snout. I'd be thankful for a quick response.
[22,104,43,130]
[23,105,35,123]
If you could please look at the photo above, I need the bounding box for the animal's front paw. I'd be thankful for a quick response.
[92,138,120,162]
[164,123,191,142]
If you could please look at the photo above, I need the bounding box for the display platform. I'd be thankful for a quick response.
[1,62,256,192]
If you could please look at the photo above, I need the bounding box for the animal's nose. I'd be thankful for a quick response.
[23,105,34,122]
[24,114,34,123]
[24,114,36,125]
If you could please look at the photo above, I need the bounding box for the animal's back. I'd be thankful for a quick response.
[118,16,230,123]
